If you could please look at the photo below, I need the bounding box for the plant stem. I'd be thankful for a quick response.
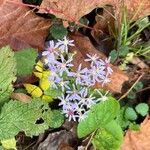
[85,130,96,150]
[118,73,144,101]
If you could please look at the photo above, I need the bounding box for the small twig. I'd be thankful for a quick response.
[103,7,116,20]
[130,0,145,22]
[118,73,144,101]
[76,21,103,33]
[136,86,150,93]
[85,130,96,150]
[24,141,36,150]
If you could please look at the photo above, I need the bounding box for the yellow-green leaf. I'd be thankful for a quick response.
[24,84,43,98]
[1,138,16,150]
[42,71,50,78]
[34,71,43,79]
[42,95,53,103]
[40,78,50,91]
[35,61,43,72]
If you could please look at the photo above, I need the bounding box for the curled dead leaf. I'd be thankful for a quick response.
[11,92,31,103]
[121,115,150,150]
[91,6,115,54]
[39,0,150,22]
[0,0,51,50]
[70,33,129,93]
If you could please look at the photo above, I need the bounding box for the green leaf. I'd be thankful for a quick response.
[129,123,140,131]
[116,107,130,129]
[44,87,62,98]
[136,17,149,29]
[119,45,129,57]
[92,120,123,150]
[45,110,64,128]
[14,48,38,76]
[133,82,143,91]
[127,91,136,99]
[109,50,118,63]
[77,97,120,138]
[50,24,68,39]
[0,99,51,140]
[0,46,16,104]
[135,103,149,116]
[125,107,137,121]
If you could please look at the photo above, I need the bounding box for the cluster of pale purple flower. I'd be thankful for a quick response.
[42,36,113,122]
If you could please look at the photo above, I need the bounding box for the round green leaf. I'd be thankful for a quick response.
[135,103,149,116]
[127,91,136,99]
[50,24,68,39]
[92,120,123,150]
[125,107,137,121]
[109,50,118,63]
[77,97,120,138]
[133,82,143,91]
[119,45,129,57]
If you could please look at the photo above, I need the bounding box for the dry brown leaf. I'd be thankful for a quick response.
[0,0,51,50]
[11,92,31,103]
[91,6,115,43]
[39,0,150,22]
[125,0,150,21]
[91,6,115,54]
[70,33,129,93]
[58,143,74,150]
[39,0,114,22]
[121,116,150,150]
[129,56,149,69]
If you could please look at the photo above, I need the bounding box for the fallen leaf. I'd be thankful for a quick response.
[91,6,115,55]
[14,74,38,88]
[0,0,51,50]
[121,115,150,150]
[129,56,149,69]
[11,93,31,103]
[58,143,74,150]
[70,33,129,93]
[37,130,76,150]
[125,0,150,21]
[39,0,150,22]
[91,6,115,42]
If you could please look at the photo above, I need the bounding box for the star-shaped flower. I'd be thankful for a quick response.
[85,54,99,65]
[55,78,70,92]
[68,64,89,85]
[54,54,74,76]
[99,57,113,75]
[58,94,71,109]
[78,88,96,108]
[56,36,74,53]
[66,84,81,100]
[62,102,79,121]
